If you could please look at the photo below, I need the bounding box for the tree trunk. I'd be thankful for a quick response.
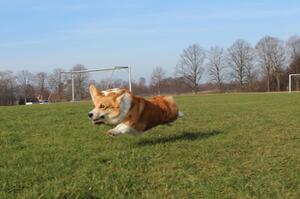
[276,74,280,91]
[267,74,270,92]
[193,82,198,94]
[240,80,243,91]
[157,83,161,95]
[218,81,222,91]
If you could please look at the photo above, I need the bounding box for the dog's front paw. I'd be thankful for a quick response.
[107,129,119,137]
[107,129,115,137]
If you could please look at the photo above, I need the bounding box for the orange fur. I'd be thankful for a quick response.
[123,95,179,132]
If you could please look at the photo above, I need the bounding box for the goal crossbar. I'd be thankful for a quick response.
[288,74,300,93]
[63,66,129,74]
[61,66,132,102]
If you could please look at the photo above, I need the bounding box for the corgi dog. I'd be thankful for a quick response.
[88,84,181,136]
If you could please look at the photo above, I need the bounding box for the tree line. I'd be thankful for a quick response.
[1,35,300,105]
[151,35,300,94]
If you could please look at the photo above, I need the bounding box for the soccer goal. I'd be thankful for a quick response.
[61,66,132,102]
[288,74,300,93]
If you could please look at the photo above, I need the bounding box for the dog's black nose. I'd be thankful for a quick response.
[88,113,93,118]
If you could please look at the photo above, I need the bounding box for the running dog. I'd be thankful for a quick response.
[88,84,182,136]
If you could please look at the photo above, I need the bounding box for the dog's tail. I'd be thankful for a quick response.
[163,96,184,119]
[162,96,181,120]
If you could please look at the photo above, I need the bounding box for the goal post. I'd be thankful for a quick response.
[289,74,300,93]
[61,66,132,102]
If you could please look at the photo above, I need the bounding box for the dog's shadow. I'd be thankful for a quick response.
[136,130,223,146]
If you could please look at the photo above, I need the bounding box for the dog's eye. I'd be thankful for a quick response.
[99,104,105,109]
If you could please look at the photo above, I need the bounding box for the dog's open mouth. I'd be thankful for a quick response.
[92,119,105,124]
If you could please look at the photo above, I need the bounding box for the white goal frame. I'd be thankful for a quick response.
[289,74,300,93]
[61,66,132,102]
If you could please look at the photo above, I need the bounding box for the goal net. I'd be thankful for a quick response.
[289,74,300,93]
[60,66,132,102]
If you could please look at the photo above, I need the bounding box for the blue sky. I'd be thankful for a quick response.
[0,0,300,81]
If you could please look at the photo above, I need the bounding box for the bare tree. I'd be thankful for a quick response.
[227,39,254,91]
[138,77,146,88]
[287,35,300,90]
[176,44,206,93]
[135,77,148,95]
[17,70,34,102]
[48,68,66,101]
[287,35,300,59]
[256,36,286,91]
[150,66,165,95]
[256,37,273,92]
[245,59,257,91]
[110,79,128,88]
[0,71,17,105]
[206,46,226,90]
[272,39,286,91]
[35,72,48,100]
[71,64,90,100]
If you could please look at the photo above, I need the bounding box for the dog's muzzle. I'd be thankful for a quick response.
[88,112,105,124]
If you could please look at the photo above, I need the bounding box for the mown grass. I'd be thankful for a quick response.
[0,93,299,198]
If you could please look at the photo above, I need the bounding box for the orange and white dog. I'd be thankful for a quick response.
[88,84,181,136]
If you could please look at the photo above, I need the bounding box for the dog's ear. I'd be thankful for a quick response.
[116,91,131,106]
[89,84,102,104]
[116,91,126,102]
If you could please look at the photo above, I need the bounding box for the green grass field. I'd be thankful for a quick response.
[0,93,300,198]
